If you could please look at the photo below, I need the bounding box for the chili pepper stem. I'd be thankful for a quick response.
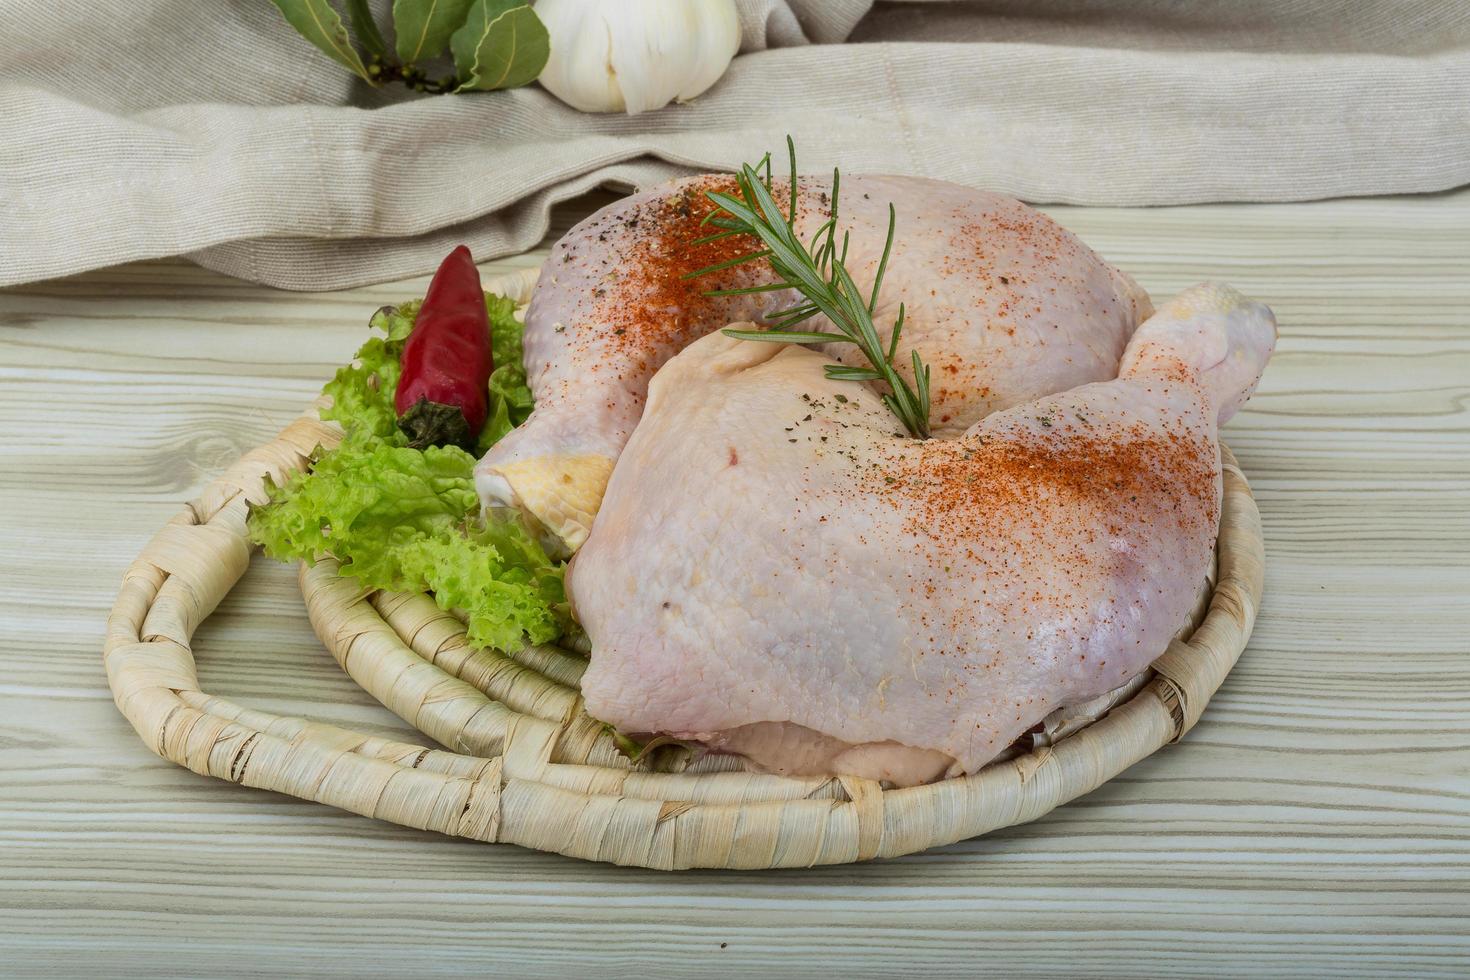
[393,245,494,449]
[398,397,475,451]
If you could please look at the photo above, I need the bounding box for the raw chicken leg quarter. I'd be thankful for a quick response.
[475,171,1275,786]
[569,282,1275,786]
[477,174,1152,555]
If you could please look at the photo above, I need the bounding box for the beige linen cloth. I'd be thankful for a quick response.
[1,0,1466,290]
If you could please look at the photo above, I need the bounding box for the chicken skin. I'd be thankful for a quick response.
[476,174,1151,554]
[569,284,1276,786]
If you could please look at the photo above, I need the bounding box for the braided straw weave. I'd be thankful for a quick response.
[104,266,1264,869]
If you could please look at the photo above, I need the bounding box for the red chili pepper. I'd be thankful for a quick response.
[395,245,494,450]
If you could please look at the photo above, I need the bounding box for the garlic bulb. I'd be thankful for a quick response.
[535,0,742,114]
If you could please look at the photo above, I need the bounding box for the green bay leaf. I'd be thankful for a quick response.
[454,3,549,92]
[343,0,388,59]
[449,0,522,78]
[394,0,476,66]
[270,0,374,82]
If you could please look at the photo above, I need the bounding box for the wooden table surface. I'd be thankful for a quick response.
[3,187,1468,978]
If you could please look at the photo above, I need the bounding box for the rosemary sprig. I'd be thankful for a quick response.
[683,138,931,439]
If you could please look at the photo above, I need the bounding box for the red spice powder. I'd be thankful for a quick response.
[560,177,829,358]
[841,417,1219,639]
[872,423,1217,544]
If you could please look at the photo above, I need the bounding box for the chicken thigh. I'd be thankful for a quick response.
[569,283,1276,786]
[477,174,1151,554]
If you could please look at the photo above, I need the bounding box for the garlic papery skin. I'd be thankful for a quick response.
[536,0,741,114]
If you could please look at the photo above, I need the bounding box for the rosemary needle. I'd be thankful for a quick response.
[684,137,932,440]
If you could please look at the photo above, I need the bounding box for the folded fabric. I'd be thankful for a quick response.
[1,0,1466,289]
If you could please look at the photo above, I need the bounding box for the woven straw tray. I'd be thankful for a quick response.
[104,266,1264,870]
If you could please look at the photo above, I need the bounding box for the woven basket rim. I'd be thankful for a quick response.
[103,264,1264,870]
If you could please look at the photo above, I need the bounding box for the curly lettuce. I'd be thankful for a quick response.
[478,292,535,453]
[248,293,563,651]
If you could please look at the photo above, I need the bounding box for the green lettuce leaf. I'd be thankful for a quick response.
[477,293,534,454]
[320,301,417,449]
[249,290,562,651]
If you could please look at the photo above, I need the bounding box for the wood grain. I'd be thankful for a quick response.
[1,188,1467,976]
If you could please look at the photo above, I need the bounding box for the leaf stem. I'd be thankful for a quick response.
[366,57,459,93]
